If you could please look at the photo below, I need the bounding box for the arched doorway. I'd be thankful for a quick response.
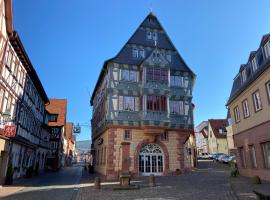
[139,143,164,176]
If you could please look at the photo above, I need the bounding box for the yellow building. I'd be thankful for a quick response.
[227,34,270,181]
[208,119,228,154]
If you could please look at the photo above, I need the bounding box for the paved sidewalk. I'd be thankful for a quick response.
[76,162,237,200]
[230,175,270,200]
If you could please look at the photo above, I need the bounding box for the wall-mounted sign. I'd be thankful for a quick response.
[4,125,16,137]
[97,138,103,145]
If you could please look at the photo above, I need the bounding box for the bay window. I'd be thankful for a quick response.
[146,67,168,83]
[170,100,184,115]
[119,96,139,112]
[147,96,166,112]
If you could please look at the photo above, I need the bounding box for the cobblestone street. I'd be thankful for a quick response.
[76,161,237,200]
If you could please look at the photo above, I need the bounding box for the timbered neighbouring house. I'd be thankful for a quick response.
[91,13,196,179]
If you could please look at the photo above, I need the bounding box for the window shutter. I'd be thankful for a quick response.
[119,96,123,111]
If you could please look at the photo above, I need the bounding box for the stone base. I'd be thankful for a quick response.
[113,184,140,190]
[119,174,131,186]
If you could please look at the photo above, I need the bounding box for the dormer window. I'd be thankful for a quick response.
[251,57,257,72]
[139,49,145,58]
[166,53,171,62]
[146,31,158,41]
[132,48,139,58]
[264,41,270,59]
[241,69,247,83]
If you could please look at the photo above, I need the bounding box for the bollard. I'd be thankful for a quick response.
[94,177,101,189]
[149,174,156,187]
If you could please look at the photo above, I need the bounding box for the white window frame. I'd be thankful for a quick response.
[132,48,139,58]
[262,142,270,168]
[234,106,240,122]
[241,69,247,82]
[264,41,270,59]
[251,57,257,72]
[252,90,262,112]
[249,145,257,168]
[266,81,270,103]
[242,99,250,118]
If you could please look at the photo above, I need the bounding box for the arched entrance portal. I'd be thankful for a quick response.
[139,143,164,176]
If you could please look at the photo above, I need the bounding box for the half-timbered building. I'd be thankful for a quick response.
[91,13,196,179]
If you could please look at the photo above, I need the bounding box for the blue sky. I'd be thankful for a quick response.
[13,0,270,141]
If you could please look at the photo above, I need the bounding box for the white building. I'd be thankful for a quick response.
[195,121,209,156]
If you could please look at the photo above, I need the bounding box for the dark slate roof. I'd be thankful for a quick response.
[208,119,228,139]
[227,34,270,105]
[90,13,196,104]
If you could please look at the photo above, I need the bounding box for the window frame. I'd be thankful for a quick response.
[123,130,132,140]
[248,145,257,168]
[242,99,250,118]
[241,69,247,83]
[251,57,257,72]
[238,146,246,168]
[49,114,58,122]
[261,141,270,169]
[266,81,270,104]
[263,41,270,59]
[252,90,263,112]
[234,106,240,123]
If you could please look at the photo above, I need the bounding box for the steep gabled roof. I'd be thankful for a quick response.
[209,119,228,139]
[90,13,196,104]
[227,33,270,105]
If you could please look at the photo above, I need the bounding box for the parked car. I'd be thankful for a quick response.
[221,155,230,163]
[213,153,224,161]
[217,154,227,162]
[201,153,210,159]
[229,156,236,163]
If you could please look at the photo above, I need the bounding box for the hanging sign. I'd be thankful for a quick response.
[4,125,16,137]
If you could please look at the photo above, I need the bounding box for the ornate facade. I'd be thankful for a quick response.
[91,13,195,179]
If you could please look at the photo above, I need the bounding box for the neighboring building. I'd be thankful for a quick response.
[45,99,67,169]
[66,122,76,165]
[227,34,270,181]
[0,0,51,181]
[90,13,195,179]
[226,115,236,156]
[208,119,228,154]
[195,121,209,156]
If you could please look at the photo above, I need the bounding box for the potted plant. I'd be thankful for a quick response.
[5,163,14,185]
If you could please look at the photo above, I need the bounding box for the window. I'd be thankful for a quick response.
[262,142,270,168]
[242,99,250,118]
[239,147,246,168]
[161,132,168,141]
[132,48,139,58]
[166,53,171,62]
[5,96,11,113]
[252,90,262,112]
[146,31,158,41]
[249,145,257,168]
[0,89,4,111]
[121,69,138,82]
[241,69,247,82]
[251,57,257,72]
[266,81,270,103]
[170,101,184,115]
[124,130,131,140]
[49,114,58,122]
[146,67,168,83]
[119,96,139,112]
[234,106,240,122]
[264,41,270,59]
[147,96,167,112]
[170,75,183,87]
[124,96,135,111]
[139,49,145,58]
